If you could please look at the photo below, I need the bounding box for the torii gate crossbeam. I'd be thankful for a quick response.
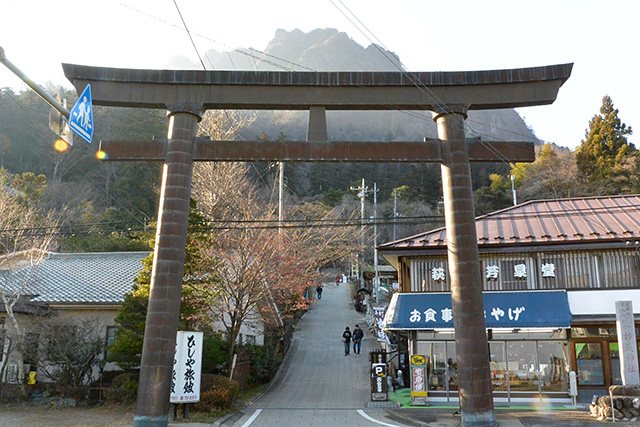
[63,64,572,427]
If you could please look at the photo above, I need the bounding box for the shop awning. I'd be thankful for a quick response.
[383,290,571,330]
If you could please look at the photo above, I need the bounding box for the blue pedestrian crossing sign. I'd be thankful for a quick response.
[69,84,94,143]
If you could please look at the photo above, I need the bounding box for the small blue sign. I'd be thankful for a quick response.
[384,290,571,330]
[69,84,93,143]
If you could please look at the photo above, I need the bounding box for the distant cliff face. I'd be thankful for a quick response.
[166,28,538,143]
[165,28,538,201]
[167,28,402,71]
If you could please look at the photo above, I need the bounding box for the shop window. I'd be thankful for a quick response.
[575,342,604,385]
[446,342,458,391]
[610,342,621,385]
[538,341,569,392]
[489,342,508,391]
[423,342,446,391]
[508,342,538,392]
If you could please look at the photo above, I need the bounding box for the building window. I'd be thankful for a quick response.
[575,342,604,385]
[105,326,118,359]
[246,335,256,345]
[538,341,569,392]
[416,333,568,397]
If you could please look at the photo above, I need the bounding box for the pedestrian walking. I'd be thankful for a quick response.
[352,324,364,356]
[317,284,323,300]
[341,327,352,356]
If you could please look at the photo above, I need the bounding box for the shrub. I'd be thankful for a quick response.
[236,344,281,385]
[200,374,239,399]
[104,373,138,404]
[193,375,239,412]
[195,386,233,411]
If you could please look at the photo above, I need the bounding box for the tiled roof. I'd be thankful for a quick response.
[380,194,640,251]
[5,252,149,304]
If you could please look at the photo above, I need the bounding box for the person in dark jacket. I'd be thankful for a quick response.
[342,327,352,356]
[352,324,364,356]
[317,285,323,300]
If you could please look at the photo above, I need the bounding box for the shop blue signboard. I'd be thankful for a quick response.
[383,290,571,330]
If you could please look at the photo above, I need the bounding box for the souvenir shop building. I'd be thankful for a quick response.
[379,194,640,403]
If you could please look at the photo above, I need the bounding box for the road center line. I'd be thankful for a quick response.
[356,409,401,427]
[240,409,262,427]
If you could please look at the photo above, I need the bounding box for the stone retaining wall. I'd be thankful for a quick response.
[590,385,640,422]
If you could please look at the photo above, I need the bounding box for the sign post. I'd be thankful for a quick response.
[370,349,388,401]
[410,354,428,406]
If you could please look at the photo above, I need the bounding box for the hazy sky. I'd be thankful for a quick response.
[0,0,638,150]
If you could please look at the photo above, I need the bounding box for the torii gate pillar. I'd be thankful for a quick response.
[434,106,495,425]
[135,107,201,426]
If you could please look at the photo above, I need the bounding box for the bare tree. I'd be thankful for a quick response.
[24,315,105,398]
[285,200,361,270]
[0,170,60,392]
[514,143,585,202]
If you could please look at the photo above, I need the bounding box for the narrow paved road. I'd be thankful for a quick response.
[220,281,404,427]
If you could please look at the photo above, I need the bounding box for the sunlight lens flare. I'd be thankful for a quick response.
[54,139,70,152]
[95,150,109,160]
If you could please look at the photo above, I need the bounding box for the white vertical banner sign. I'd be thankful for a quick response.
[170,331,204,403]
[373,306,389,343]
[615,301,640,386]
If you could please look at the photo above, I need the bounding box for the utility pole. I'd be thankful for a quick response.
[350,178,369,288]
[278,162,284,234]
[392,188,399,241]
[511,174,517,206]
[372,182,379,303]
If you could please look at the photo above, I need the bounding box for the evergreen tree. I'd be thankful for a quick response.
[107,201,220,370]
[576,95,636,194]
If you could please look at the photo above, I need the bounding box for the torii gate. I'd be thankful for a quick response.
[63,63,572,427]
